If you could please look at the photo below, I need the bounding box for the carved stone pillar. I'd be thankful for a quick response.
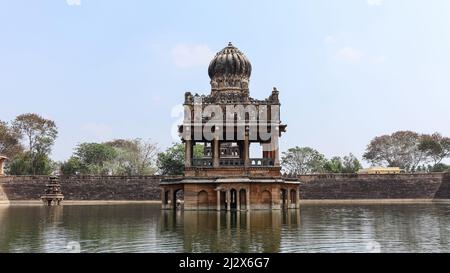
[236,190,240,211]
[169,189,175,210]
[185,140,192,167]
[216,190,221,211]
[246,188,251,211]
[226,190,231,211]
[287,189,291,209]
[273,129,280,166]
[161,189,166,209]
[213,138,220,167]
[244,133,250,167]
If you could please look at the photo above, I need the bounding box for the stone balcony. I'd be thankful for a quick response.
[192,158,274,168]
[186,158,280,178]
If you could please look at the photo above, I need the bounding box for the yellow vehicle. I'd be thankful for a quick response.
[357,167,403,174]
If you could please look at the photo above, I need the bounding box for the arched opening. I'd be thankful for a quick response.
[173,188,184,210]
[230,189,238,210]
[197,190,209,210]
[290,189,297,205]
[220,191,226,210]
[239,189,247,210]
[280,189,288,209]
[261,190,272,209]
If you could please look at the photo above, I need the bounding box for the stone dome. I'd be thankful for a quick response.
[208,42,252,80]
[208,43,252,94]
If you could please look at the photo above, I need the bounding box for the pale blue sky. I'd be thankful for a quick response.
[1,0,449,164]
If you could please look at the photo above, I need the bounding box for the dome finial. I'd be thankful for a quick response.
[208,43,252,91]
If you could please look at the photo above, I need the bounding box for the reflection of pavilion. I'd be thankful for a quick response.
[161,43,300,210]
[42,206,64,224]
[160,210,301,253]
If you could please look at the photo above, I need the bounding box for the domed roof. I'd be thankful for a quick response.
[208,42,252,80]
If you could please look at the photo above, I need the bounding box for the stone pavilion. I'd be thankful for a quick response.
[160,43,299,210]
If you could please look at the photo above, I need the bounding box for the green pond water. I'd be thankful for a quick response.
[1,204,450,253]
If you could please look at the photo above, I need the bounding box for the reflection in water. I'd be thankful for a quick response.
[179,210,299,253]
[159,209,300,252]
[1,204,450,253]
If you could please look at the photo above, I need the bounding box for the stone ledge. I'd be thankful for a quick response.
[299,199,450,205]
[161,176,298,184]
[3,200,162,206]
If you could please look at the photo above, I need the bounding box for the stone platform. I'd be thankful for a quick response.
[160,176,300,211]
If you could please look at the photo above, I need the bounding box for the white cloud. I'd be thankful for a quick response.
[324,35,336,44]
[367,0,383,6]
[171,44,214,68]
[335,47,364,62]
[81,122,112,140]
[66,0,81,6]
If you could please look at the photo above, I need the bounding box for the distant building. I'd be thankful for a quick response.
[0,156,8,176]
[357,167,403,174]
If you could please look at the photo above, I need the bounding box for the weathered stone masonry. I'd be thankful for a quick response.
[0,175,166,201]
[1,173,450,202]
[298,172,450,200]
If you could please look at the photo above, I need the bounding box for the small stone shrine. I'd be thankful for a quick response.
[41,176,64,206]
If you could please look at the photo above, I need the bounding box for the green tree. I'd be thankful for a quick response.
[342,153,362,173]
[7,153,29,175]
[419,133,450,168]
[8,152,52,175]
[61,139,160,176]
[281,146,325,175]
[323,156,344,173]
[104,138,159,175]
[60,156,83,175]
[11,113,58,175]
[157,143,203,175]
[430,163,450,172]
[363,131,426,171]
[193,144,204,159]
[75,143,117,166]
[12,113,57,155]
[73,143,117,175]
[0,120,23,158]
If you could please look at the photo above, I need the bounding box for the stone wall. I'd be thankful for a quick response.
[1,173,450,201]
[0,175,179,201]
[297,173,450,199]
[0,177,8,202]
